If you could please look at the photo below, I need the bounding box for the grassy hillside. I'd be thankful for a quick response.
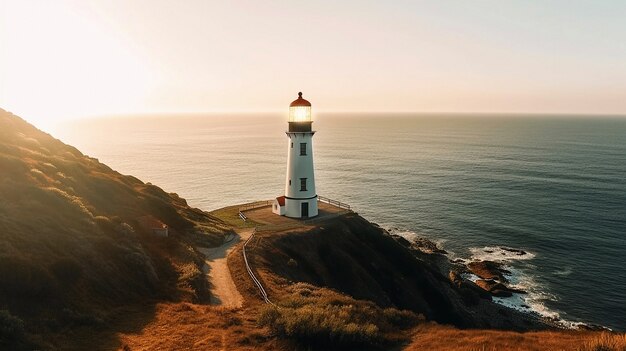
[220,211,626,350]
[0,108,231,349]
[1,108,622,351]
[245,213,545,331]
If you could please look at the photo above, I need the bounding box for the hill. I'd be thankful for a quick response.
[0,108,231,349]
[240,213,546,330]
[223,209,623,350]
[1,108,622,351]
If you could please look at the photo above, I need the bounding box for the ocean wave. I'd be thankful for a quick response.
[553,267,573,277]
[391,232,585,328]
[465,246,585,328]
[469,246,536,262]
[387,228,454,255]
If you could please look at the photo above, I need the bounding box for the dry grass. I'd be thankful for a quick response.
[404,323,609,351]
[1,109,619,351]
[114,303,284,351]
[578,332,626,351]
[210,204,260,229]
[0,108,232,349]
[258,283,421,348]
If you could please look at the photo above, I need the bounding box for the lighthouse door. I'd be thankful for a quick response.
[301,203,309,218]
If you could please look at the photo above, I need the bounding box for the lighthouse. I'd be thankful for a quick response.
[272,92,318,218]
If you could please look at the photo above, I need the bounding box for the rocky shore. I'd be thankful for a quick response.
[388,230,615,331]
[389,231,528,298]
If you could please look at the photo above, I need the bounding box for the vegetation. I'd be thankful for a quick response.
[250,214,547,330]
[0,108,618,350]
[210,204,261,229]
[258,283,421,348]
[578,333,626,351]
[0,108,231,349]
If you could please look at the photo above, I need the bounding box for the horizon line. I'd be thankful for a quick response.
[59,110,626,121]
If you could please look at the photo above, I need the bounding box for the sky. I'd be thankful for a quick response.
[1,0,626,126]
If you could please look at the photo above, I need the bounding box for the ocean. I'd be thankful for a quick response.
[52,114,626,330]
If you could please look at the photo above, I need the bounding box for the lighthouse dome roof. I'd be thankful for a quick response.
[289,92,311,107]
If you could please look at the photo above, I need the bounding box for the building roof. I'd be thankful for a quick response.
[289,92,311,107]
[275,196,286,206]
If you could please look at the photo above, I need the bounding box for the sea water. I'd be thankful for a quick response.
[52,114,626,330]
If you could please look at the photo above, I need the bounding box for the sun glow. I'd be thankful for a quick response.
[2,0,626,127]
[0,1,155,127]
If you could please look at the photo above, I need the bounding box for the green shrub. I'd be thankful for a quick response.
[258,283,420,347]
[259,304,381,346]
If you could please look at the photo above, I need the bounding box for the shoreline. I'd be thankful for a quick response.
[385,226,609,332]
[215,200,605,331]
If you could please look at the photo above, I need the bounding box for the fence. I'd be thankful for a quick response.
[242,228,272,304]
[238,196,351,304]
[318,195,351,210]
[239,200,273,212]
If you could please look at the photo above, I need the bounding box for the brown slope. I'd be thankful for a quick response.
[249,212,548,331]
[0,108,231,350]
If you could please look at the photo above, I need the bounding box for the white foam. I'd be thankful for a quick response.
[464,248,584,329]
[553,267,573,277]
[389,232,587,329]
[393,229,419,242]
[389,229,451,252]
[469,246,536,262]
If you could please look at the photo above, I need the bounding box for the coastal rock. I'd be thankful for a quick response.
[449,271,462,286]
[500,247,528,256]
[475,279,527,297]
[491,289,513,298]
[253,213,551,331]
[413,237,448,255]
[467,260,510,282]
[391,234,411,247]
[449,271,493,303]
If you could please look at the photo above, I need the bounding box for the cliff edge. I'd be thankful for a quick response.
[0,109,231,350]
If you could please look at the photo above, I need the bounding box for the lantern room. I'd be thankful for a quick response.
[289,92,312,122]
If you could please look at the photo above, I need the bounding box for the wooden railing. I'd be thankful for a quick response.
[238,196,352,304]
[318,195,351,210]
[238,212,247,221]
[239,200,273,212]
[242,228,273,304]
[238,200,272,222]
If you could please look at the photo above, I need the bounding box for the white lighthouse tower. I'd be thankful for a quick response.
[272,92,318,218]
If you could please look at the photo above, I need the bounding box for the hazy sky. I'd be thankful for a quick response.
[2,0,626,125]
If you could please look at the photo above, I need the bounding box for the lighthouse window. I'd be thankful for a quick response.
[300,143,307,155]
[300,178,307,191]
[291,142,293,148]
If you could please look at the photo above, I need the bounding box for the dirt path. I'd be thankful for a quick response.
[197,228,254,308]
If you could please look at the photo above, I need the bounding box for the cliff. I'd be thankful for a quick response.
[0,109,231,349]
[0,108,615,351]
[234,212,547,332]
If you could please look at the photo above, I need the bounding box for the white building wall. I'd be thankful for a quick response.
[272,199,286,215]
[284,132,318,218]
[284,197,318,218]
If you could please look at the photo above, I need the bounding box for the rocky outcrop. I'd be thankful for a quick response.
[253,213,550,331]
[475,279,527,297]
[467,260,511,282]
